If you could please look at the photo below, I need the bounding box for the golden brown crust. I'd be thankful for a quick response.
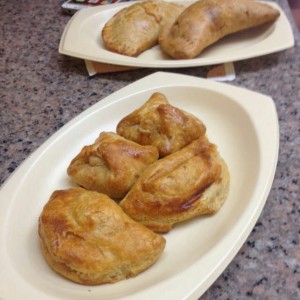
[67,132,159,199]
[119,136,230,233]
[101,1,184,56]
[39,188,166,285]
[159,0,280,59]
[116,92,206,157]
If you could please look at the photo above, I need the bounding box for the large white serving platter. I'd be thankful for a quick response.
[59,0,294,68]
[0,72,279,300]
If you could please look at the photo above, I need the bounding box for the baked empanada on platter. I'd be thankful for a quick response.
[39,188,166,285]
[116,92,206,157]
[101,1,184,56]
[67,131,159,199]
[159,0,280,59]
[120,136,230,233]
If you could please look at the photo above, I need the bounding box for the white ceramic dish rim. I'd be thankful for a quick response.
[0,72,279,300]
[58,0,294,68]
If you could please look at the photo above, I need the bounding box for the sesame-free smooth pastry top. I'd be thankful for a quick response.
[101,1,184,56]
[116,92,206,157]
[67,132,159,199]
[38,188,166,285]
[119,136,230,233]
[159,0,280,59]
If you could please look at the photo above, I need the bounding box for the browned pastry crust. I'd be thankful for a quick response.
[101,1,184,56]
[39,188,166,285]
[119,136,230,233]
[67,132,159,199]
[159,0,280,59]
[116,92,206,157]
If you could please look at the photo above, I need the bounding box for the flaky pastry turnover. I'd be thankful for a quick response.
[116,92,206,157]
[119,136,230,233]
[67,132,158,199]
[101,1,184,56]
[159,0,280,59]
[38,188,166,285]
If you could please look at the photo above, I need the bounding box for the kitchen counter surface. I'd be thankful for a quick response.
[1,0,299,299]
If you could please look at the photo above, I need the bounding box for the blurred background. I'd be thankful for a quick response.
[288,0,300,30]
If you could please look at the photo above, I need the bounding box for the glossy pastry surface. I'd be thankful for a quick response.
[39,188,166,285]
[67,132,159,199]
[116,92,206,157]
[120,137,230,233]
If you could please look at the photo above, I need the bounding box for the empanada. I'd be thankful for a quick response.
[116,93,206,157]
[119,136,230,233]
[101,1,184,56]
[39,188,166,285]
[67,132,159,199]
[159,0,280,59]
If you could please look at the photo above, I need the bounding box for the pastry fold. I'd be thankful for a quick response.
[159,0,280,59]
[116,92,206,157]
[119,136,230,233]
[102,1,184,56]
[39,188,166,285]
[67,132,158,199]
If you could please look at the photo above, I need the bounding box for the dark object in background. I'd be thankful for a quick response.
[61,0,123,14]
[288,0,300,30]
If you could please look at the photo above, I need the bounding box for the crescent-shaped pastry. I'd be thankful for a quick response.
[101,1,184,57]
[67,132,159,199]
[39,188,166,285]
[119,136,230,233]
[116,92,206,157]
[159,0,280,59]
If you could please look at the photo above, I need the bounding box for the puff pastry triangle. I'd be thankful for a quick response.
[116,92,206,157]
[67,132,159,199]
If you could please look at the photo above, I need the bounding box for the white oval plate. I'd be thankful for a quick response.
[58,0,294,68]
[0,72,279,300]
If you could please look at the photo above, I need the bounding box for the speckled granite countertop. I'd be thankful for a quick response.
[1,0,299,299]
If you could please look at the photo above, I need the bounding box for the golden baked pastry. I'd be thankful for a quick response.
[101,1,184,56]
[116,92,206,157]
[119,136,230,233]
[39,188,166,285]
[159,0,280,59]
[67,132,159,199]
